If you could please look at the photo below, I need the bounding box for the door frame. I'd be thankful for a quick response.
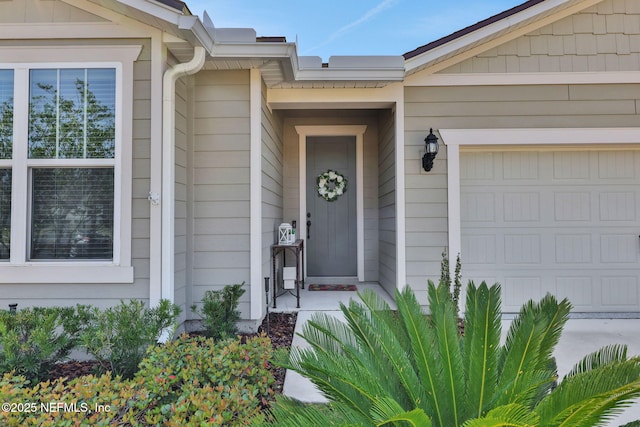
[295,125,367,281]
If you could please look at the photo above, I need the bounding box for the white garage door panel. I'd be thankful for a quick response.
[461,150,640,313]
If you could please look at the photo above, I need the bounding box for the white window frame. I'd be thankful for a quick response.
[0,45,140,283]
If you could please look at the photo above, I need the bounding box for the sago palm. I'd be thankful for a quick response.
[268,281,640,426]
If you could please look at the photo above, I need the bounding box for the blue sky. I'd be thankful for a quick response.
[185,0,526,60]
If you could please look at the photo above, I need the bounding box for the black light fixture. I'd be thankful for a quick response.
[422,128,439,172]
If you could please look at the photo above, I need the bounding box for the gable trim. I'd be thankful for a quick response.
[405,0,604,76]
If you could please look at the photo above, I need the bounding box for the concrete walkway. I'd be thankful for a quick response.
[276,285,640,426]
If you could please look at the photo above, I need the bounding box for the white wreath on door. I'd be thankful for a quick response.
[316,170,348,202]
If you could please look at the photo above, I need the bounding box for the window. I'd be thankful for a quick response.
[0,70,12,260]
[27,68,115,260]
[0,44,139,283]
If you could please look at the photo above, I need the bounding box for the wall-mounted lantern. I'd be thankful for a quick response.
[422,128,439,172]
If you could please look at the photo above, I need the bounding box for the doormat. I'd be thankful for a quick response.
[308,284,357,291]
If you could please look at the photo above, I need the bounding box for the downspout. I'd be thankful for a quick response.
[161,46,206,305]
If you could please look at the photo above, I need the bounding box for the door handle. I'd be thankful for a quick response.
[306,212,311,239]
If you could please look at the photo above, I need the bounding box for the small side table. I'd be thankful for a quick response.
[271,239,305,308]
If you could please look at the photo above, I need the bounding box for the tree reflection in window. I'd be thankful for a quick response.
[29,69,115,159]
[27,69,115,260]
[0,70,13,259]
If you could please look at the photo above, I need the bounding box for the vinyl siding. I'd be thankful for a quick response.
[261,79,284,314]
[191,70,251,317]
[442,0,640,74]
[174,74,189,323]
[378,109,396,296]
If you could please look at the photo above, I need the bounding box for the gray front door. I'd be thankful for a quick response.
[306,136,357,276]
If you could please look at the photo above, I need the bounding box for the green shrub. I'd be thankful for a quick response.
[0,305,90,383]
[191,283,245,340]
[80,299,180,379]
[134,334,274,425]
[0,334,274,426]
[270,282,640,426]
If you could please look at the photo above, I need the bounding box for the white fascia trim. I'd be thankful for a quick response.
[211,43,403,82]
[161,46,206,305]
[404,0,601,74]
[178,15,215,52]
[406,71,640,87]
[295,125,367,282]
[249,69,263,320]
[268,85,400,110]
[441,126,640,296]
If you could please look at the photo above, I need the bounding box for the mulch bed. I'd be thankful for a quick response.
[47,312,298,394]
[253,311,298,393]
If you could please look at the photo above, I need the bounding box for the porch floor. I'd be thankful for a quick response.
[269,281,395,312]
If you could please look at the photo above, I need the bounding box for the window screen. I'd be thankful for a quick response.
[30,168,113,260]
[0,169,10,260]
[29,68,115,159]
[0,70,12,159]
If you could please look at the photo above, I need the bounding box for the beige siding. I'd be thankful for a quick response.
[443,0,640,74]
[130,40,153,304]
[174,75,189,322]
[191,70,251,317]
[282,111,380,282]
[378,109,396,295]
[261,79,284,314]
[0,0,106,23]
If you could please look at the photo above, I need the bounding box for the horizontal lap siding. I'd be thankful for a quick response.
[378,109,396,295]
[262,79,283,317]
[174,76,188,323]
[192,70,251,316]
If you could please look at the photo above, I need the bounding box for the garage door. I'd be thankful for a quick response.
[461,150,640,313]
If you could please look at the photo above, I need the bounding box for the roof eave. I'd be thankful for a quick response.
[404,0,600,76]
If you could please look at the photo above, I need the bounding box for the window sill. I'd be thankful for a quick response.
[0,264,134,283]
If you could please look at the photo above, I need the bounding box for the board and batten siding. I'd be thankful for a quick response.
[191,70,252,318]
[442,0,640,74]
[261,80,284,302]
[377,109,397,296]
